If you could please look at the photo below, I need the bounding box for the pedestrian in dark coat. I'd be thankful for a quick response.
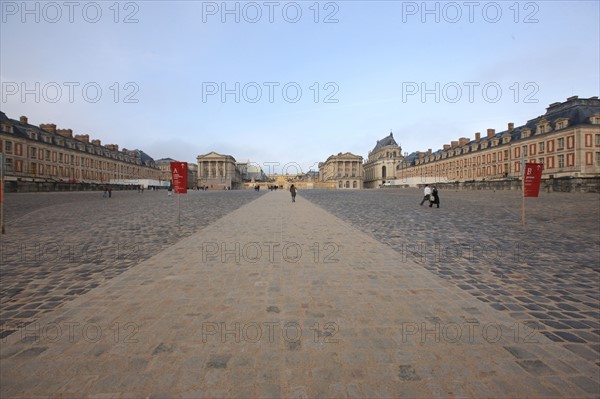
[290,184,297,202]
[429,186,440,208]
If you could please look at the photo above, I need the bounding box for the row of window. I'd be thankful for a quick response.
[25,130,135,161]
[0,139,145,167]
[416,134,600,165]
[3,158,157,180]
[403,152,600,179]
[338,180,360,188]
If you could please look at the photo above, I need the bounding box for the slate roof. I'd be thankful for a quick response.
[0,111,157,167]
[405,96,600,166]
[371,132,400,153]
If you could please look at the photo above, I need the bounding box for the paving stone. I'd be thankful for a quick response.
[515,360,555,376]
[205,354,231,369]
[1,189,599,398]
[398,365,421,381]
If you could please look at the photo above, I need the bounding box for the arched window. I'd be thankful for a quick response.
[345,181,350,188]
[338,181,342,188]
[382,165,387,179]
[353,181,357,188]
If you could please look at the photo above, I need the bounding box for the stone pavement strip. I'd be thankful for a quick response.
[1,191,598,398]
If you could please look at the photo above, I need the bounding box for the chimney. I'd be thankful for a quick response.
[106,144,119,152]
[475,132,481,141]
[417,152,425,158]
[428,149,432,155]
[443,144,450,151]
[40,123,56,134]
[451,141,458,148]
[487,128,495,138]
[91,139,101,146]
[19,116,28,124]
[75,134,89,143]
[508,123,514,131]
[56,129,73,138]
[122,148,128,154]
[459,137,470,146]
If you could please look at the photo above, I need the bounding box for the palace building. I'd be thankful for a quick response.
[363,132,404,188]
[319,152,364,189]
[196,151,242,190]
[0,112,161,187]
[396,96,600,186]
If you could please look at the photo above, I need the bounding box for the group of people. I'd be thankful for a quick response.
[420,184,440,208]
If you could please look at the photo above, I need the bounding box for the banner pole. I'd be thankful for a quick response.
[521,154,525,226]
[178,194,181,228]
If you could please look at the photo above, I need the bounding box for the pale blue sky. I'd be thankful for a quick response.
[1,1,599,173]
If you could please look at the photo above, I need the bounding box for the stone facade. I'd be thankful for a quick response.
[363,132,404,188]
[319,152,364,189]
[197,151,242,190]
[398,96,600,186]
[0,112,160,186]
[155,158,176,184]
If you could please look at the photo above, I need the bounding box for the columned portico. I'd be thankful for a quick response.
[197,152,242,189]
[319,152,364,189]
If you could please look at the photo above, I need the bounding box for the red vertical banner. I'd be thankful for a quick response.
[524,163,543,197]
[170,162,188,194]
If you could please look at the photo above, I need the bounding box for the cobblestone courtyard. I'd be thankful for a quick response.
[301,189,600,352]
[1,190,263,336]
[0,188,599,398]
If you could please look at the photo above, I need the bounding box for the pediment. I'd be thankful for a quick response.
[198,151,231,160]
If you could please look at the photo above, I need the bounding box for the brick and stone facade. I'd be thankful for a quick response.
[0,112,160,187]
[397,96,600,186]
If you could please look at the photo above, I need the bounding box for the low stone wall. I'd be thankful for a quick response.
[416,177,600,193]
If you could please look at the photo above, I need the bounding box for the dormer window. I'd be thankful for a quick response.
[590,113,600,124]
[0,123,13,133]
[521,128,532,138]
[555,118,569,130]
[536,119,551,135]
[502,135,511,144]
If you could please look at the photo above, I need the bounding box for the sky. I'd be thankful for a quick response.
[1,0,599,174]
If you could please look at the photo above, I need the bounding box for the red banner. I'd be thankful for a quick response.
[524,162,543,197]
[170,162,188,194]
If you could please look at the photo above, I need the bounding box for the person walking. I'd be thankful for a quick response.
[429,186,440,208]
[290,184,297,203]
[420,184,432,205]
